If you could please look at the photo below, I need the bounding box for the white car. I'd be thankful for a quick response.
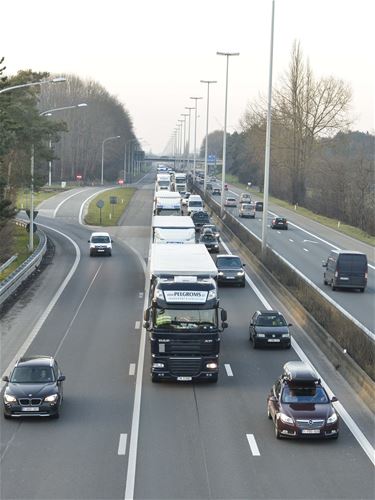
[88,232,112,256]
[239,203,256,218]
[224,197,237,207]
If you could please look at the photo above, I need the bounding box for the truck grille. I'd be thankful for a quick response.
[166,339,215,355]
[169,358,202,376]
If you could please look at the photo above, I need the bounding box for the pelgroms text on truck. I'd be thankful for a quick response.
[143,244,228,383]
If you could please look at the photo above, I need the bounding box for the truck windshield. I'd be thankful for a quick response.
[155,308,217,332]
[156,209,181,216]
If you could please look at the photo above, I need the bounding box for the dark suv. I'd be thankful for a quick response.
[249,310,291,348]
[191,211,210,230]
[267,361,339,439]
[216,254,245,287]
[3,356,65,419]
[271,217,288,230]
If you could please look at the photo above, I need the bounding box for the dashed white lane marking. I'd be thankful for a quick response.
[129,364,136,376]
[135,321,140,330]
[303,248,309,252]
[246,434,261,456]
[118,434,128,455]
[224,364,233,376]
[289,238,294,242]
[138,292,144,298]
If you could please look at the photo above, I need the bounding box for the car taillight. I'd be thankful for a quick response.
[365,272,368,279]
[335,271,338,277]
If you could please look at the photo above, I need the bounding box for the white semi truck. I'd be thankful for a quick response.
[143,244,228,383]
[152,216,196,244]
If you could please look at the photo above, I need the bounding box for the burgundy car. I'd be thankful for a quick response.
[267,361,339,440]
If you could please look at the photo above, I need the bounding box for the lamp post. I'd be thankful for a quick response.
[0,76,66,94]
[124,138,138,183]
[178,119,184,169]
[200,80,217,193]
[216,51,239,216]
[190,96,203,181]
[40,103,88,187]
[101,135,121,185]
[185,106,194,170]
[181,113,189,169]
[261,0,276,257]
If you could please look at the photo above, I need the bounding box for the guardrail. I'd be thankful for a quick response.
[192,183,375,382]
[0,221,47,306]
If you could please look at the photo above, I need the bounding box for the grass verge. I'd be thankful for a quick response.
[0,225,39,281]
[16,186,72,210]
[84,188,136,226]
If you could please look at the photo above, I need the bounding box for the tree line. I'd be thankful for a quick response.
[200,42,374,235]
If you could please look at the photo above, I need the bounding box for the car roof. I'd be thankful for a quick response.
[91,231,110,237]
[216,254,241,259]
[330,250,367,256]
[16,356,54,367]
[282,361,320,384]
[256,310,282,316]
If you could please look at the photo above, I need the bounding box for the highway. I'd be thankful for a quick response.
[205,181,375,334]
[1,170,374,499]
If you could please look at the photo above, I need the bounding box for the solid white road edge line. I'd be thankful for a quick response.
[53,189,87,218]
[129,364,136,376]
[246,434,261,456]
[221,239,375,467]
[118,434,128,456]
[1,225,80,388]
[78,187,119,225]
[224,364,233,377]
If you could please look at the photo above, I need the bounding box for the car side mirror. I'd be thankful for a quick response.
[269,395,278,403]
[288,323,292,327]
[242,263,246,267]
[331,396,338,403]
[221,309,227,322]
[88,240,90,243]
[143,321,150,330]
[58,375,66,382]
[2,375,9,382]
[250,322,254,326]
[322,261,327,267]
[144,308,150,322]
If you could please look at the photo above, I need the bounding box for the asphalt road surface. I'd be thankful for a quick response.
[1,171,374,499]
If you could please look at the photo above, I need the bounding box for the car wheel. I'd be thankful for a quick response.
[90,251,93,257]
[275,424,281,439]
[252,338,258,349]
[331,433,339,440]
[51,411,60,419]
[240,280,246,288]
[108,250,112,256]
[4,413,11,420]
[285,342,291,349]
[323,279,328,285]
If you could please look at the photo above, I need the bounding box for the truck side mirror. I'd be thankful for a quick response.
[322,261,327,267]
[2,375,9,382]
[221,309,227,322]
[221,321,228,329]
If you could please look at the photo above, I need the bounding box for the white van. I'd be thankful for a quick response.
[88,232,112,256]
[187,195,203,215]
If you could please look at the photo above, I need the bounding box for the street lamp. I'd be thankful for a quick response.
[40,103,88,187]
[101,135,121,185]
[185,106,194,170]
[200,80,217,193]
[261,0,276,257]
[0,76,66,94]
[181,113,189,169]
[178,119,184,169]
[216,51,240,216]
[190,96,203,181]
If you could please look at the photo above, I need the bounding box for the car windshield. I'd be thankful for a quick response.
[282,385,329,404]
[201,234,216,242]
[256,314,286,326]
[92,235,110,243]
[189,201,202,207]
[155,308,217,332]
[217,257,241,268]
[11,366,55,383]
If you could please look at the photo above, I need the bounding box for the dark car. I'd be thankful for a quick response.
[212,188,221,196]
[191,211,211,230]
[255,201,263,211]
[267,361,339,440]
[323,250,368,292]
[201,224,221,241]
[249,310,291,348]
[3,356,65,419]
[216,254,245,287]
[199,232,220,253]
[271,217,288,230]
[206,183,213,191]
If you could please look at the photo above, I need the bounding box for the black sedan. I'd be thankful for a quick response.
[271,217,288,229]
[3,356,65,419]
[249,310,291,348]
[216,254,246,287]
[199,232,220,253]
[212,188,221,196]
[267,361,339,439]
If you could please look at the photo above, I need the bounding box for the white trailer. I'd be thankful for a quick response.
[154,192,182,216]
[152,215,196,244]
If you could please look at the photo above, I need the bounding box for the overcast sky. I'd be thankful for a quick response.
[2,0,374,153]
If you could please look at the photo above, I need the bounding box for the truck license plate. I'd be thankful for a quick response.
[177,377,192,381]
[22,407,39,412]
[302,429,320,434]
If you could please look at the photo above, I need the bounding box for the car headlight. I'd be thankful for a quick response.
[282,333,290,337]
[236,271,245,276]
[256,333,265,338]
[218,271,224,276]
[4,394,17,403]
[279,412,294,424]
[44,394,58,403]
[327,412,338,424]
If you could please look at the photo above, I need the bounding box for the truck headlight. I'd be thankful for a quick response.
[4,394,17,403]
[153,363,165,368]
[206,362,218,369]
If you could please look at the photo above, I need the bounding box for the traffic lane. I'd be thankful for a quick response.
[224,206,375,333]
[1,231,145,499]
[36,186,102,218]
[1,226,77,375]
